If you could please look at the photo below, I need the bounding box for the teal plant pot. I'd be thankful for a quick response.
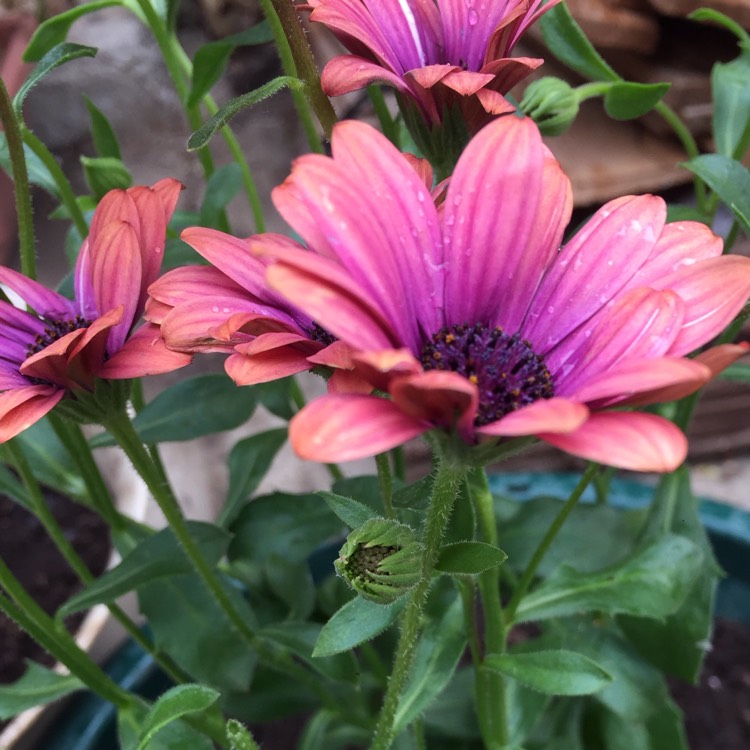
[33,473,750,749]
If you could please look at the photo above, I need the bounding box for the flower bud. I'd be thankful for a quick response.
[520,77,580,136]
[335,518,422,604]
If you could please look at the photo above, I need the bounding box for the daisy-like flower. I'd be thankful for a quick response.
[145,229,357,390]
[0,179,191,442]
[309,0,558,135]
[255,117,750,472]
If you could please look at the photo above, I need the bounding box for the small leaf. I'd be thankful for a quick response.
[0,134,59,196]
[134,684,220,750]
[23,0,119,61]
[227,719,261,750]
[14,43,98,116]
[320,490,379,529]
[435,541,507,576]
[313,596,406,657]
[188,77,305,150]
[85,97,122,159]
[683,153,750,234]
[188,23,274,107]
[603,82,670,120]
[199,163,244,227]
[90,374,258,446]
[712,51,750,159]
[219,428,288,527]
[253,377,295,420]
[0,463,31,510]
[81,155,132,200]
[60,521,229,615]
[118,702,213,750]
[539,3,618,82]
[484,650,612,696]
[0,663,83,720]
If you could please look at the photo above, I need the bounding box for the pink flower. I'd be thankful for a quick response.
[256,117,750,472]
[310,0,557,132]
[146,228,359,390]
[0,179,191,442]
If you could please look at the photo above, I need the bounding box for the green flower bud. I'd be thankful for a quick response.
[520,77,580,136]
[335,518,422,604]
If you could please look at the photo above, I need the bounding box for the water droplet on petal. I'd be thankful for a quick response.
[468,8,478,25]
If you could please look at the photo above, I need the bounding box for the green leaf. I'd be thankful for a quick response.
[188,77,305,150]
[514,534,703,623]
[435,541,507,576]
[0,134,60,196]
[539,2,618,82]
[219,428,288,527]
[134,685,219,750]
[484,650,612,696]
[712,50,750,159]
[91,374,257,447]
[720,361,750,383]
[84,97,122,159]
[227,719,261,750]
[320,490,379,529]
[313,595,406,657]
[603,82,670,120]
[264,555,316,620]
[394,594,467,731]
[23,0,119,61]
[81,155,132,200]
[199,163,243,227]
[422,668,481,741]
[60,521,230,615]
[14,43,98,116]
[0,463,30,510]
[188,23,274,107]
[0,663,84,720]
[683,153,750,234]
[253,377,295,420]
[118,702,213,750]
[228,491,343,565]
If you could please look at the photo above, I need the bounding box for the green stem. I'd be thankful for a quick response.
[370,455,465,750]
[22,127,89,240]
[505,464,599,623]
[268,0,338,140]
[0,78,35,278]
[368,86,399,147]
[258,0,325,152]
[574,81,612,102]
[392,446,405,482]
[456,578,481,667]
[376,452,395,519]
[466,468,509,748]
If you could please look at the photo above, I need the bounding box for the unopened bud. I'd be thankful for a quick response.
[520,77,580,136]
[335,518,422,604]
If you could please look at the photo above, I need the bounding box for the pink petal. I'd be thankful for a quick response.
[69,307,124,385]
[694,342,750,375]
[0,267,76,318]
[289,394,429,462]
[99,323,192,378]
[478,57,543,95]
[348,348,423,391]
[539,412,688,472]
[322,55,411,97]
[20,328,89,388]
[437,68,495,96]
[474,87,517,115]
[225,347,315,386]
[308,340,356,369]
[148,265,249,309]
[406,63,466,89]
[328,368,374,394]
[0,386,65,443]
[236,331,319,356]
[477,397,588,436]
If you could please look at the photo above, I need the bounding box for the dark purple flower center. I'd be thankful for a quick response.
[420,323,555,426]
[26,315,91,358]
[307,322,336,346]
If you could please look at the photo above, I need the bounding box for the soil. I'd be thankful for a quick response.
[0,489,110,688]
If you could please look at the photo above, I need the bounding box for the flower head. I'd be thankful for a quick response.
[0,179,191,441]
[310,0,557,134]
[256,117,750,472]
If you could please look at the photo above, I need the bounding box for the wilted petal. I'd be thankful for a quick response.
[290,394,429,462]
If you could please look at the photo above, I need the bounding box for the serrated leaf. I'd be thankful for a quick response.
[91,374,258,447]
[320,490,379,529]
[313,595,406,657]
[394,594,466,731]
[14,43,98,116]
[539,2,618,82]
[0,663,84,720]
[603,81,670,120]
[683,153,750,234]
[134,685,220,750]
[60,521,229,615]
[0,134,59,196]
[219,428,288,527]
[85,97,122,159]
[188,76,305,150]
[435,541,507,576]
[188,23,274,107]
[514,534,703,623]
[484,650,612,696]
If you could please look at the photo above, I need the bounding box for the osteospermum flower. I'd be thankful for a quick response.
[146,228,357,390]
[255,117,750,472]
[309,0,557,134]
[0,179,191,441]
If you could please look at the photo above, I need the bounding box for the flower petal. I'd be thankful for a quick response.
[225,346,315,386]
[539,411,688,472]
[322,55,412,97]
[0,385,65,443]
[290,394,429,462]
[98,323,192,378]
[0,266,76,318]
[477,397,588,436]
